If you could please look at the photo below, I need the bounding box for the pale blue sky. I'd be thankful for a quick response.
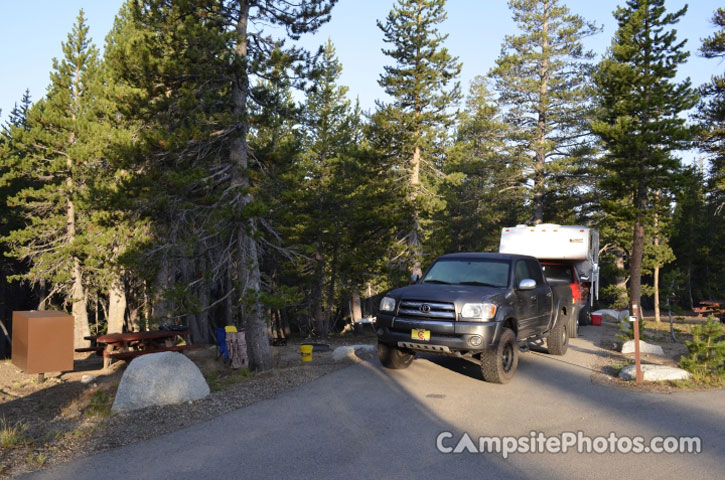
[0,0,721,125]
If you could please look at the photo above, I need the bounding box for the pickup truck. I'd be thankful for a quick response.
[375,252,573,383]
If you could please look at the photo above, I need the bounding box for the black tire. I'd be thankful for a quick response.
[480,327,518,383]
[568,308,579,339]
[377,342,414,369]
[547,315,569,355]
[579,304,592,326]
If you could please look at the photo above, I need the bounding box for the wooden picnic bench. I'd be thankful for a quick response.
[94,329,199,369]
[105,344,201,361]
[694,300,725,322]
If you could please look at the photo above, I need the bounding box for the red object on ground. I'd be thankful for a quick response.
[591,313,602,326]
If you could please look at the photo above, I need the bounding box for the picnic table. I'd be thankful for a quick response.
[80,329,199,369]
[694,300,725,322]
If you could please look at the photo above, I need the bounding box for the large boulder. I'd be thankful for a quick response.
[332,344,376,362]
[621,340,665,356]
[112,352,210,413]
[619,364,691,382]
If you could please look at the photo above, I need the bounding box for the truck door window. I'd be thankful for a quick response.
[526,260,544,285]
[514,261,530,285]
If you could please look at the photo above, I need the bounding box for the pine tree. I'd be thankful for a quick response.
[371,0,461,278]
[439,76,525,253]
[699,8,725,212]
[489,0,599,224]
[0,90,35,320]
[1,90,32,137]
[2,11,101,347]
[669,166,710,308]
[105,0,337,369]
[591,0,697,313]
[295,40,357,337]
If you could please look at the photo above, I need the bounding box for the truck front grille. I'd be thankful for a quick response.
[398,300,456,321]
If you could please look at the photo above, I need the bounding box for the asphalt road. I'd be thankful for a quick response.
[24,326,725,480]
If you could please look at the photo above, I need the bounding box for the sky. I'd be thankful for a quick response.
[0,0,722,126]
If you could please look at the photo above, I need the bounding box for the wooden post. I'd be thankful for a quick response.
[632,303,643,383]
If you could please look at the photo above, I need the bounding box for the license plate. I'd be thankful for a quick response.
[411,329,431,341]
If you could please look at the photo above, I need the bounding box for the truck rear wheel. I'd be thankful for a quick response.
[569,309,579,339]
[547,317,569,355]
[480,327,518,383]
[377,342,414,369]
[579,304,591,326]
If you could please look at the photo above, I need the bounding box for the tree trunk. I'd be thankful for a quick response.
[614,248,629,307]
[229,0,272,370]
[533,1,549,225]
[107,274,127,333]
[630,218,646,317]
[152,258,170,324]
[351,289,362,323]
[630,168,648,316]
[408,145,423,277]
[238,232,272,369]
[194,281,210,344]
[68,191,89,348]
[654,265,660,323]
[37,279,47,310]
[71,257,90,348]
[313,245,326,337]
[224,264,234,327]
[324,250,338,332]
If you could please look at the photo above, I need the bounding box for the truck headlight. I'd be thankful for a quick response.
[379,296,396,312]
[461,303,497,321]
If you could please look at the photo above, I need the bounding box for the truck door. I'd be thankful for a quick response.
[527,259,553,330]
[514,260,538,338]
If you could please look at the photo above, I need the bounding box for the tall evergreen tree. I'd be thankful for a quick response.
[591,0,697,312]
[370,0,461,278]
[699,7,725,212]
[0,90,35,325]
[295,40,358,337]
[489,0,599,224]
[105,0,337,369]
[439,76,525,253]
[2,11,101,347]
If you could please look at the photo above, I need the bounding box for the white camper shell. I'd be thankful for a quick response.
[498,224,599,302]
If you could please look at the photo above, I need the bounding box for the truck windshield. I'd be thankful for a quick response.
[422,259,510,288]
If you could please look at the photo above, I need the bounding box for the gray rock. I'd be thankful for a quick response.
[619,364,691,382]
[618,310,630,321]
[81,374,96,384]
[593,309,619,322]
[621,340,665,356]
[332,344,377,362]
[112,352,209,413]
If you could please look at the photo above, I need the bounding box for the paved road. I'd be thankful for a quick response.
[25,326,725,480]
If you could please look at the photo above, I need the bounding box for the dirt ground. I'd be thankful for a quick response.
[0,331,378,478]
[589,312,723,392]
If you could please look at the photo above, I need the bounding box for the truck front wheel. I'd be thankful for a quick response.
[377,342,414,369]
[480,327,518,383]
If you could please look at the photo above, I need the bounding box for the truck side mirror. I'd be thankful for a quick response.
[410,273,420,284]
[518,278,536,290]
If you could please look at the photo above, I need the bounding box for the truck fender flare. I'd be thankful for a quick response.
[551,300,568,328]
[496,305,517,339]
